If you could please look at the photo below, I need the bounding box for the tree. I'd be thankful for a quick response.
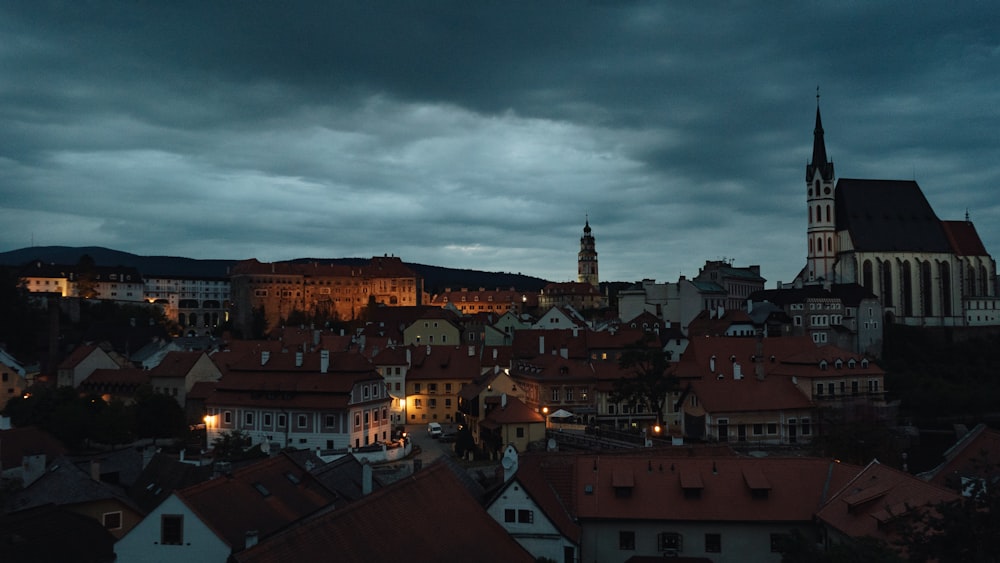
[211,430,254,461]
[610,336,677,428]
[132,387,186,444]
[897,454,1000,563]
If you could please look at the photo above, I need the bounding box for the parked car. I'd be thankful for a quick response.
[439,432,457,443]
[427,422,443,438]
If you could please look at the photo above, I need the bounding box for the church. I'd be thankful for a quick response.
[797,104,998,327]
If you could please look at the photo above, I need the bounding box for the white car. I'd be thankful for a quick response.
[427,422,443,438]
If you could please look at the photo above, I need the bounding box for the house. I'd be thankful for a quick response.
[479,394,546,457]
[205,347,392,451]
[456,365,524,444]
[79,368,150,404]
[686,308,758,338]
[505,450,863,563]
[693,260,766,311]
[2,455,143,539]
[749,283,884,356]
[0,351,28,411]
[486,452,582,562]
[430,287,539,316]
[57,344,119,388]
[0,424,68,486]
[919,423,1000,493]
[147,351,222,411]
[538,282,606,311]
[114,453,341,563]
[816,460,958,550]
[230,461,536,563]
[369,345,411,425]
[405,344,482,424]
[533,305,589,330]
[402,309,463,346]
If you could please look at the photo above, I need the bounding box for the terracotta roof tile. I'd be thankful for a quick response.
[232,462,535,563]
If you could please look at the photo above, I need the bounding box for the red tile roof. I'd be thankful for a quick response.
[56,344,102,370]
[80,368,149,387]
[537,452,861,523]
[922,424,1000,490]
[483,395,545,425]
[406,345,483,381]
[176,453,339,550]
[232,461,535,563]
[689,375,813,413]
[507,453,582,543]
[148,351,205,378]
[0,426,67,471]
[816,460,958,541]
[941,220,990,256]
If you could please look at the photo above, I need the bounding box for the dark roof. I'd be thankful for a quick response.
[232,461,535,563]
[3,455,139,514]
[835,178,952,253]
[750,283,876,308]
[0,504,116,563]
[806,106,835,182]
[941,220,990,256]
[127,452,214,513]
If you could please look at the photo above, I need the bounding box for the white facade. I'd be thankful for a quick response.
[114,494,230,563]
[488,479,578,563]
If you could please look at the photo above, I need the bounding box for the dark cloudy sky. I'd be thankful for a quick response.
[2,2,998,285]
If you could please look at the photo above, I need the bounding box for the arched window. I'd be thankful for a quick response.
[809,207,813,223]
[863,260,874,291]
[901,261,913,317]
[921,261,933,316]
[980,265,989,295]
[827,237,833,254]
[882,260,894,307]
[817,238,823,252]
[940,261,952,316]
[826,205,831,222]
[816,205,822,222]
[809,238,813,253]
[968,265,976,295]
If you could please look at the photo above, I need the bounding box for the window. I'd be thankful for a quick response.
[551,388,560,402]
[801,418,811,436]
[504,509,515,523]
[245,412,254,425]
[518,509,533,523]
[658,532,683,552]
[326,415,335,427]
[103,511,122,530]
[619,531,635,550]
[414,399,422,408]
[263,413,272,426]
[277,414,286,428]
[414,383,421,393]
[752,423,763,435]
[223,411,232,424]
[161,514,183,545]
[297,414,307,428]
[428,383,437,393]
[705,533,721,553]
[608,404,616,415]
[428,399,437,408]
[516,427,525,438]
[766,423,777,435]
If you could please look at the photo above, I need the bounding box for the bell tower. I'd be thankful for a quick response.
[578,217,599,286]
[806,92,836,282]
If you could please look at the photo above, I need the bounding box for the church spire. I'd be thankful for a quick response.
[806,89,834,182]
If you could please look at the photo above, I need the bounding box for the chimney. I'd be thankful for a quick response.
[90,460,100,481]
[539,335,545,356]
[492,348,498,360]
[710,355,716,372]
[468,345,475,357]
[295,351,303,367]
[755,330,765,381]
[406,348,411,364]
[313,330,321,347]
[560,346,568,359]
[501,393,508,408]
[261,350,270,365]
[425,345,431,356]
[362,459,373,496]
[245,530,259,549]
[733,363,742,380]
[320,350,330,374]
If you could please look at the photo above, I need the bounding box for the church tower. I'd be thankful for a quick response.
[578,217,599,286]
[806,98,837,282]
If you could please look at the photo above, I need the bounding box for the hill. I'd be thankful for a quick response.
[0,246,550,293]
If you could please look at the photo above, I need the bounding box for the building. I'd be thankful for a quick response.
[228,256,421,334]
[429,287,538,316]
[205,347,392,451]
[799,103,998,327]
[578,218,599,286]
[20,260,145,303]
[538,282,606,311]
[143,274,231,333]
[693,260,766,311]
[750,283,884,356]
[56,344,120,388]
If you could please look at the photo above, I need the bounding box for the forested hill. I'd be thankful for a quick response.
[0,246,550,293]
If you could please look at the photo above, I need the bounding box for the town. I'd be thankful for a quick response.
[1,107,999,562]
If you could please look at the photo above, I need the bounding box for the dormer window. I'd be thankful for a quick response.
[848,359,856,369]
[835,359,843,369]
[819,360,828,370]
[861,358,870,368]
